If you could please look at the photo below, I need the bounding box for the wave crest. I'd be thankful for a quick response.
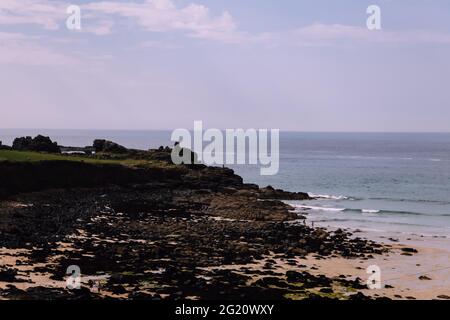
[307,193,349,200]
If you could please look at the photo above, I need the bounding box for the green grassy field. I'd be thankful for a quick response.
[0,149,110,163]
[0,149,181,171]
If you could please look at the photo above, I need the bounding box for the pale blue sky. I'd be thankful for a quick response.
[1,0,450,131]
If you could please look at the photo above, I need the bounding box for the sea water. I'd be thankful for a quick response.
[1,130,450,237]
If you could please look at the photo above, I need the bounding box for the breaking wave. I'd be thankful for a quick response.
[307,193,350,200]
[292,204,450,217]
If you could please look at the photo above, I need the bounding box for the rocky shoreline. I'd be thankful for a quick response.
[0,139,391,300]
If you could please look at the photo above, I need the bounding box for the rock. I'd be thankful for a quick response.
[0,268,18,282]
[0,141,12,150]
[349,292,371,300]
[437,295,450,300]
[93,139,128,154]
[418,275,431,280]
[110,285,128,294]
[258,186,310,200]
[253,277,288,288]
[312,229,328,240]
[12,135,60,153]
[319,287,333,293]
[286,271,331,288]
[401,247,418,254]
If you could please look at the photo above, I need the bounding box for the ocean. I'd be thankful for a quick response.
[1,129,450,238]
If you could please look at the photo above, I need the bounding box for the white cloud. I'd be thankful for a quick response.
[0,0,113,35]
[140,40,180,49]
[0,0,268,43]
[0,31,78,66]
[84,0,269,43]
[82,19,114,36]
[0,0,65,30]
[289,23,450,47]
[2,0,450,67]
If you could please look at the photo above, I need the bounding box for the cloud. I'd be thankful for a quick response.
[84,0,269,43]
[289,23,450,47]
[81,19,114,36]
[0,0,65,30]
[0,0,269,43]
[0,31,81,66]
[0,0,113,35]
[140,40,181,49]
[2,0,449,67]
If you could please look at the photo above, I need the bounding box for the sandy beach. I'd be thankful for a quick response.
[3,219,449,300]
[302,227,450,300]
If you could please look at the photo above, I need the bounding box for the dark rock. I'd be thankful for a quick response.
[93,139,128,154]
[349,292,371,300]
[12,135,60,153]
[401,247,418,253]
[258,186,310,200]
[0,268,18,282]
[0,141,12,150]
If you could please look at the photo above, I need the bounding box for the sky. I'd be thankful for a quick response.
[1,0,450,132]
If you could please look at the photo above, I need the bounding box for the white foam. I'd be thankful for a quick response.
[307,193,348,200]
[295,205,345,212]
[362,209,380,213]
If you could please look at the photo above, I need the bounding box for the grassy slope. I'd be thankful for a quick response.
[1,150,83,162]
[0,150,118,163]
[0,150,182,171]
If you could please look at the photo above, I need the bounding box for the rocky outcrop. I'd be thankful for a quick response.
[12,135,60,153]
[93,139,128,154]
[0,161,186,198]
[0,141,11,150]
[258,185,311,200]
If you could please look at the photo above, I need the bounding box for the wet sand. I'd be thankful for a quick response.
[2,227,449,300]
[303,228,450,300]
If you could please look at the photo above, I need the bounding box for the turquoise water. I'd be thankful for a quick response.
[231,132,450,237]
[1,130,450,237]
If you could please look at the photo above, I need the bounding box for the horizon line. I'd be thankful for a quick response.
[1,128,450,134]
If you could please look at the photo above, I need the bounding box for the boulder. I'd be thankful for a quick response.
[12,135,60,153]
[258,186,310,200]
[93,139,128,154]
[0,141,11,150]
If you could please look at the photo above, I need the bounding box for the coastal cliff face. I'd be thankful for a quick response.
[0,149,386,300]
[0,159,309,221]
[0,161,235,198]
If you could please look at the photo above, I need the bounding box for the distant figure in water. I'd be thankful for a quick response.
[312,221,315,228]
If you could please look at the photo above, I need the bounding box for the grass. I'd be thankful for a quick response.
[0,149,184,172]
[0,149,116,163]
